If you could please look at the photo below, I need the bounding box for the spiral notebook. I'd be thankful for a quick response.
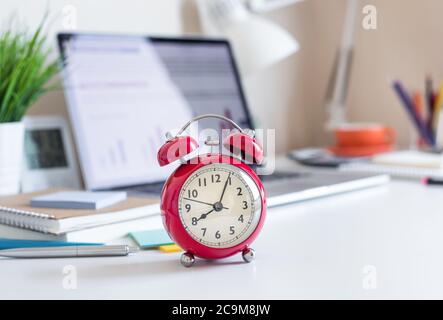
[0,189,160,234]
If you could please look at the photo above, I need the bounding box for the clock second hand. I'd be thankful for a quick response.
[183,197,229,210]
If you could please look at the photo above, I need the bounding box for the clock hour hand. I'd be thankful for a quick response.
[183,198,229,210]
[196,208,214,222]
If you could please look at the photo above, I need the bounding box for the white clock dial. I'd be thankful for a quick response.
[178,163,262,248]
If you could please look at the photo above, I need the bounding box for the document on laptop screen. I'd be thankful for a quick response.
[152,42,250,130]
[62,36,193,189]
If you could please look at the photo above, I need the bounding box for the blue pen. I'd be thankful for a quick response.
[392,80,435,146]
[0,239,103,250]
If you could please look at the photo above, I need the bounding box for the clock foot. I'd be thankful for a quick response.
[242,248,255,263]
[180,252,195,267]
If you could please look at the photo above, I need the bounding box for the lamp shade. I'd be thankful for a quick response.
[223,15,299,76]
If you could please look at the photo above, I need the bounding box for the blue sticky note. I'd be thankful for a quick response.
[129,229,173,249]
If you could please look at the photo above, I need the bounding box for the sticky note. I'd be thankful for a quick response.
[158,244,182,253]
[129,229,173,249]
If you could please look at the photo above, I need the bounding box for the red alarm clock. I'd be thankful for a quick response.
[157,114,266,267]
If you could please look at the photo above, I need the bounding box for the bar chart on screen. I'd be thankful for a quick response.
[97,126,165,174]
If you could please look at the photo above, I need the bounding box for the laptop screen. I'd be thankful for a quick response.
[58,34,252,190]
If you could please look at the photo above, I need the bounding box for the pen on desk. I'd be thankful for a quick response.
[422,177,443,186]
[0,245,139,259]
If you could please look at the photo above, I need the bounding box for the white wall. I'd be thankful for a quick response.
[1,0,183,35]
[0,0,184,130]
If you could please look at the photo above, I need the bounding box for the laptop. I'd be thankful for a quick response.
[57,33,389,207]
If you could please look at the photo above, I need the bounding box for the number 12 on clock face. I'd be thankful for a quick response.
[179,164,262,249]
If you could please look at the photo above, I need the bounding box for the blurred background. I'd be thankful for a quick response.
[2,0,442,153]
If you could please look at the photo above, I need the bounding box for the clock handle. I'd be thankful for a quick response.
[159,113,263,166]
[171,114,246,139]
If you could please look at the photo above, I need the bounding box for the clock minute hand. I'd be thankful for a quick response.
[219,172,232,203]
[183,198,229,210]
[183,198,214,207]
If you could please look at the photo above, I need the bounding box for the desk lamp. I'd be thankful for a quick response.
[196,0,300,76]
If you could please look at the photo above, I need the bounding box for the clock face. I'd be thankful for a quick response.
[178,163,262,249]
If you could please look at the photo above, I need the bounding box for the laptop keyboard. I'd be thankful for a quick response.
[124,181,166,194]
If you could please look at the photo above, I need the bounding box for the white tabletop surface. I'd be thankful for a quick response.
[2,160,443,299]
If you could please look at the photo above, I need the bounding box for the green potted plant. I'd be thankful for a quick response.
[0,20,59,195]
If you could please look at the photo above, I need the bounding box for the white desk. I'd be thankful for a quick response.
[2,163,443,299]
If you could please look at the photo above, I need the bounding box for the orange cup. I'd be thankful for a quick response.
[329,123,396,157]
[334,123,396,147]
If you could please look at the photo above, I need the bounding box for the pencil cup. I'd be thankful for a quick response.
[408,127,442,154]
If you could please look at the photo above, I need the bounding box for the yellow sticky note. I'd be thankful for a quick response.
[158,244,182,253]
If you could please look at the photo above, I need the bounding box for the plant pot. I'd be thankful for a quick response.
[0,122,24,196]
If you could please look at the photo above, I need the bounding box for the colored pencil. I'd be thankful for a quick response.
[433,83,443,129]
[412,91,427,147]
[426,76,434,116]
[425,76,435,134]
[412,91,424,117]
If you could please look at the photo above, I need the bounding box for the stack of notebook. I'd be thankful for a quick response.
[0,189,161,243]
[339,150,443,179]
